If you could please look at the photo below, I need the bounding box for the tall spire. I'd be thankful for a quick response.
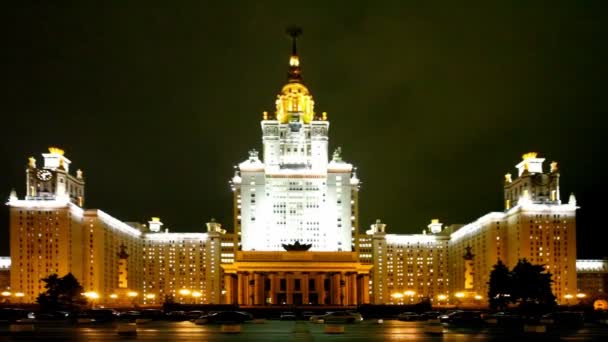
[286,26,303,82]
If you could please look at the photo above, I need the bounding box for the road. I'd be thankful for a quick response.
[0,320,607,341]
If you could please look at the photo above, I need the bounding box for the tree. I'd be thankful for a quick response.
[511,259,556,311]
[36,273,87,312]
[487,260,511,311]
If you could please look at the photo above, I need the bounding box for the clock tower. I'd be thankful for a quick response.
[25,147,85,207]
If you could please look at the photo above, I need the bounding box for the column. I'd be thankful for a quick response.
[361,274,370,304]
[302,272,309,305]
[237,273,244,305]
[286,272,294,305]
[316,273,324,305]
[330,273,338,305]
[268,272,276,305]
[254,273,262,305]
[223,274,233,304]
[349,273,357,306]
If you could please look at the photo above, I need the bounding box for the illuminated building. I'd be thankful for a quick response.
[447,153,578,305]
[576,259,607,299]
[140,219,229,305]
[5,32,584,308]
[0,257,10,293]
[222,28,371,306]
[364,220,449,305]
[230,31,359,252]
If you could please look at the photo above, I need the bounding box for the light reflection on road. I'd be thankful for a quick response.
[0,319,605,341]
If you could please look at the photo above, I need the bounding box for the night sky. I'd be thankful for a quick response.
[1,2,607,257]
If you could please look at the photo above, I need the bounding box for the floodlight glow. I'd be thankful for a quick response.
[84,292,99,299]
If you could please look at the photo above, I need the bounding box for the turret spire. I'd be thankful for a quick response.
[286,26,303,82]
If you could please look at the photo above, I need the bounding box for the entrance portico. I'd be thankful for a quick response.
[221,251,372,306]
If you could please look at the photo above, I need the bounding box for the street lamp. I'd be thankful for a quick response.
[192,291,202,304]
[178,289,191,304]
[14,292,25,304]
[455,292,465,298]
[84,292,100,308]
[564,294,574,306]
[576,293,586,299]
[403,290,416,303]
[109,294,118,299]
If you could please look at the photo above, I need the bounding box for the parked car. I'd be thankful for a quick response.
[186,311,205,321]
[280,311,297,320]
[118,311,141,321]
[24,311,72,323]
[166,311,188,321]
[397,312,422,321]
[140,309,165,320]
[310,311,363,323]
[420,311,442,321]
[0,308,30,323]
[540,312,584,327]
[439,311,483,325]
[301,311,315,320]
[78,309,118,323]
[197,311,253,324]
[483,312,521,326]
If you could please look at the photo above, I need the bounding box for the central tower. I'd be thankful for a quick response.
[231,28,360,252]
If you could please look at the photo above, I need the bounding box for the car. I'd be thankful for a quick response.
[186,311,205,321]
[77,309,119,323]
[439,311,483,325]
[197,311,253,324]
[0,308,30,323]
[166,311,188,321]
[301,311,315,320]
[280,311,297,320]
[140,309,165,320]
[118,310,141,321]
[397,312,422,321]
[25,311,72,322]
[483,312,521,326]
[310,311,363,323]
[420,311,442,321]
[540,311,584,327]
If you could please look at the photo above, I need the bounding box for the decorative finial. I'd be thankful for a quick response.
[286,26,302,55]
[76,169,83,179]
[9,189,17,202]
[249,149,259,160]
[332,147,342,161]
[28,157,36,168]
[550,161,558,173]
[322,112,327,121]
[568,193,577,206]
[286,26,303,82]
[504,173,512,183]
[263,111,268,120]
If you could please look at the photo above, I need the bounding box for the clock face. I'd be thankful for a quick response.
[36,169,53,181]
